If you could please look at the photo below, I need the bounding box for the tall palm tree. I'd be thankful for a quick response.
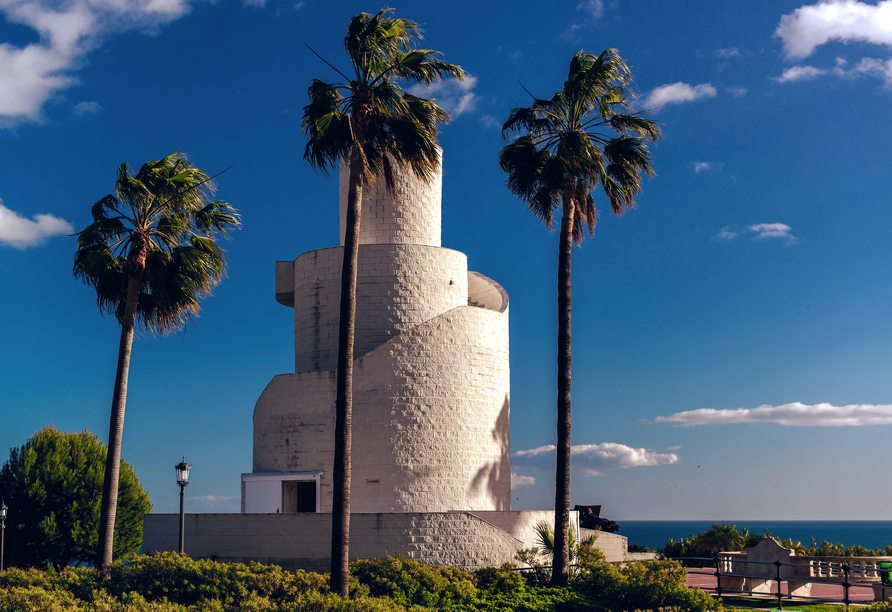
[300,9,465,597]
[499,50,662,586]
[73,153,239,573]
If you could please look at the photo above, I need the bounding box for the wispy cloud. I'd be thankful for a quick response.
[479,114,501,130]
[188,494,240,511]
[656,403,892,427]
[408,75,478,118]
[836,57,892,85]
[73,101,103,117]
[776,0,892,60]
[511,473,536,489]
[715,47,744,58]
[691,161,724,174]
[0,0,194,129]
[712,226,738,241]
[513,442,679,477]
[560,0,604,41]
[0,201,73,249]
[642,83,717,108]
[774,65,827,82]
[726,85,748,97]
[713,223,797,244]
[750,222,797,244]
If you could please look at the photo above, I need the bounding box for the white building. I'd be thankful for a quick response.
[245,156,511,514]
[143,155,636,570]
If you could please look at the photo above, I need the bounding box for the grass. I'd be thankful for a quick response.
[720,596,862,612]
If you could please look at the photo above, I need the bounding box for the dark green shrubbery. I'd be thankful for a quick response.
[0,550,721,612]
[0,553,401,612]
[349,556,476,608]
[572,556,721,612]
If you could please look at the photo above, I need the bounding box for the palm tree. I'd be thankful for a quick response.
[300,10,465,596]
[73,153,239,573]
[499,50,662,586]
[693,523,746,556]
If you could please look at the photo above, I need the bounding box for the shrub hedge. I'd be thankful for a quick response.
[0,550,720,612]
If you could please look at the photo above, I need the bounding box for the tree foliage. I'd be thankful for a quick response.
[0,426,152,569]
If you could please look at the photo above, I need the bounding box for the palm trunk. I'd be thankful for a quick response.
[551,191,575,587]
[97,272,141,575]
[330,146,363,597]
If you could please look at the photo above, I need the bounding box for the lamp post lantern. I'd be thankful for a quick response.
[1,500,7,572]
[175,458,191,554]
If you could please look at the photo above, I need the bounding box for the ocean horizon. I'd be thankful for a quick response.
[615,520,892,552]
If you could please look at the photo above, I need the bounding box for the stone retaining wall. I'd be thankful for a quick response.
[144,511,540,572]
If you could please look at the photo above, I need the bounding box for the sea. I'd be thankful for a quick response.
[616,521,892,552]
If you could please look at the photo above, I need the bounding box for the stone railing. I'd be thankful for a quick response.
[716,538,892,602]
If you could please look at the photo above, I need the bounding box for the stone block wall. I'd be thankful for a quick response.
[144,512,525,572]
[254,303,510,513]
[290,245,468,373]
[339,158,442,248]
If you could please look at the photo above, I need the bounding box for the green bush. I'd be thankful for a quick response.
[349,556,476,608]
[573,557,721,612]
[0,551,724,612]
[105,552,327,606]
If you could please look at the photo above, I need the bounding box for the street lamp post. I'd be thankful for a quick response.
[175,458,191,554]
[1,500,7,572]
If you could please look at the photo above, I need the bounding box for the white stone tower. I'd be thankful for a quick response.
[248,157,511,514]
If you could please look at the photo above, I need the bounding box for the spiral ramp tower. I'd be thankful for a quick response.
[249,157,512,514]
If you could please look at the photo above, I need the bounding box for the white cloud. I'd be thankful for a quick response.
[749,222,797,243]
[188,494,240,511]
[692,161,723,174]
[774,65,827,82]
[0,0,193,129]
[408,75,478,118]
[560,0,604,41]
[726,85,748,97]
[656,403,892,427]
[577,0,604,20]
[479,114,500,130]
[716,47,744,58]
[294,1,305,8]
[642,83,717,108]
[846,56,892,84]
[513,442,679,476]
[776,0,892,60]
[243,0,266,7]
[73,101,102,117]
[712,226,738,241]
[0,201,73,249]
[511,472,536,489]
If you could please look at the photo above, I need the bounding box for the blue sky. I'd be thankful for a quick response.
[2,0,891,522]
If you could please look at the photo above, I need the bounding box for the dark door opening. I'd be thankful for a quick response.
[282,480,317,513]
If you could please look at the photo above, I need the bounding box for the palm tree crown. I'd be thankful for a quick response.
[74,153,240,332]
[302,8,465,192]
[500,49,662,240]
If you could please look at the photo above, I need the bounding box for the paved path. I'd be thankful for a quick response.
[685,567,884,604]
